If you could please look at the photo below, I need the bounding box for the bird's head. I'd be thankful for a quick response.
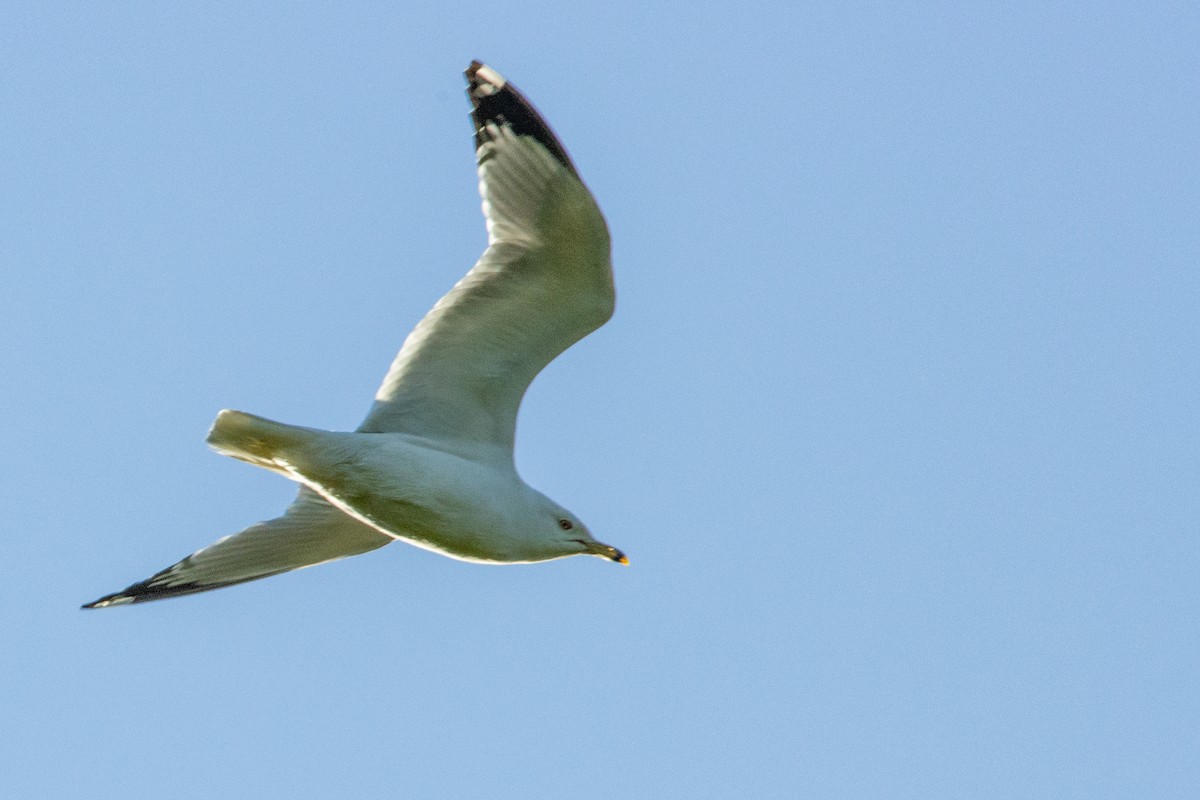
[539,498,628,565]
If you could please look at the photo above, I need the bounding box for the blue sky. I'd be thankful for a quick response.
[2,2,1197,797]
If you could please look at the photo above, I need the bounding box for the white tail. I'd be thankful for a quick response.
[206,410,318,472]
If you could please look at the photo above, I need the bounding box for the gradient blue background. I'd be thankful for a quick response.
[3,2,1197,797]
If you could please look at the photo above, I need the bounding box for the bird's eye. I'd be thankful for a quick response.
[558,519,574,531]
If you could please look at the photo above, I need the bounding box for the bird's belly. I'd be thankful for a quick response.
[385,533,522,564]
[309,480,524,564]
[290,435,528,563]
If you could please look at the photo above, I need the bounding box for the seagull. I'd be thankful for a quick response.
[84,61,624,608]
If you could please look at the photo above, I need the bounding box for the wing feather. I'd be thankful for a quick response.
[357,63,613,456]
[82,488,391,607]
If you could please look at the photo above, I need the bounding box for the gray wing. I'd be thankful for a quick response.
[82,488,391,607]
[357,62,613,457]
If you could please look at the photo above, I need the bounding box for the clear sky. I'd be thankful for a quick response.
[2,2,1197,797]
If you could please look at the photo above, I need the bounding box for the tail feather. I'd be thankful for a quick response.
[206,410,318,473]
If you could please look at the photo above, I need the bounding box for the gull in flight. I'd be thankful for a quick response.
[84,61,624,608]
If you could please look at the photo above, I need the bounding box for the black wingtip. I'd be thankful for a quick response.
[464,60,579,177]
[82,568,286,609]
[82,587,141,609]
[466,59,486,80]
[82,580,171,609]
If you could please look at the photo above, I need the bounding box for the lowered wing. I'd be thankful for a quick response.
[83,488,391,607]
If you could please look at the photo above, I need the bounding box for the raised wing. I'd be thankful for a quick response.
[82,488,391,607]
[357,62,613,457]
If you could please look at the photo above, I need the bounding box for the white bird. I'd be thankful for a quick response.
[84,61,624,608]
